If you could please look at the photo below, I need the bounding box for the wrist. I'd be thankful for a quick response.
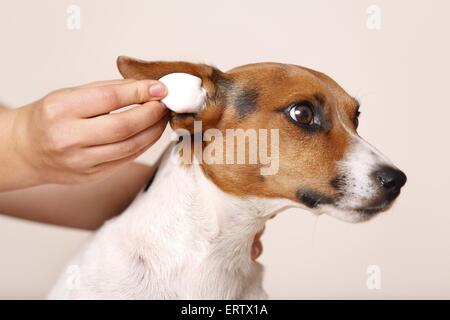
[0,106,43,190]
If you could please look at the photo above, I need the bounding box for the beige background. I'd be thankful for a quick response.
[1,0,449,299]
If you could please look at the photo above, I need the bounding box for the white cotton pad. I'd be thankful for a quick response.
[158,73,206,113]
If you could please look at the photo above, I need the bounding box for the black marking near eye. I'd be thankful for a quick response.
[313,93,326,107]
[353,97,361,109]
[233,87,259,117]
[354,108,361,128]
[353,97,361,128]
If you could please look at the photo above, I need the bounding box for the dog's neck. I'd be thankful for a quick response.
[131,145,281,251]
[124,144,292,298]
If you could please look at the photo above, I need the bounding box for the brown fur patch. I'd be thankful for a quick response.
[200,63,357,202]
[117,57,359,203]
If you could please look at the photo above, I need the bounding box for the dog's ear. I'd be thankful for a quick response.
[117,56,232,133]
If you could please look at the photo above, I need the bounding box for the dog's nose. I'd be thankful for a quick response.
[374,166,407,193]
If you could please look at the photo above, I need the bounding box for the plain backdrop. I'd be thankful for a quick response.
[0,0,449,299]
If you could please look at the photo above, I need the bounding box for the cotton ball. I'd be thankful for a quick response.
[158,73,206,113]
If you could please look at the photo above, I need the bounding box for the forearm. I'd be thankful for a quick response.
[0,162,155,230]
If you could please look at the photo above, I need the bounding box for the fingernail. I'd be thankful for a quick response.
[149,83,166,97]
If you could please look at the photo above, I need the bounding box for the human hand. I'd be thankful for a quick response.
[10,79,168,186]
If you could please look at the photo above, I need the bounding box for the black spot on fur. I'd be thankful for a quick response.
[234,87,258,118]
[313,93,326,106]
[210,68,234,103]
[210,68,257,118]
[330,175,346,190]
[297,190,334,208]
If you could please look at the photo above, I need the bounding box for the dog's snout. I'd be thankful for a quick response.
[374,166,407,194]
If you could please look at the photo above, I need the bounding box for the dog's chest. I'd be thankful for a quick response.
[51,147,268,299]
[78,160,263,298]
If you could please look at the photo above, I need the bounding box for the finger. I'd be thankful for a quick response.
[87,124,165,176]
[85,142,151,180]
[78,79,136,89]
[48,79,136,99]
[79,101,168,146]
[84,115,168,164]
[73,80,167,117]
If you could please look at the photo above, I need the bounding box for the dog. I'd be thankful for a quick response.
[49,57,407,299]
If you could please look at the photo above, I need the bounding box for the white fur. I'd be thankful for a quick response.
[159,73,206,113]
[338,140,390,204]
[49,144,297,299]
[323,106,396,222]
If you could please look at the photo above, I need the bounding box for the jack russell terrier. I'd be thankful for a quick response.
[49,57,407,299]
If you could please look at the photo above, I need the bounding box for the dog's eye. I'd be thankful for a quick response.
[289,103,314,125]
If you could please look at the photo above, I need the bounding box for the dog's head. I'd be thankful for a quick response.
[118,57,407,223]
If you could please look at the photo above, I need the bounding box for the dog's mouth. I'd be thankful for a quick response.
[352,184,402,214]
[354,193,398,215]
[321,200,394,223]
[355,204,389,215]
[343,200,394,221]
[296,187,402,223]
